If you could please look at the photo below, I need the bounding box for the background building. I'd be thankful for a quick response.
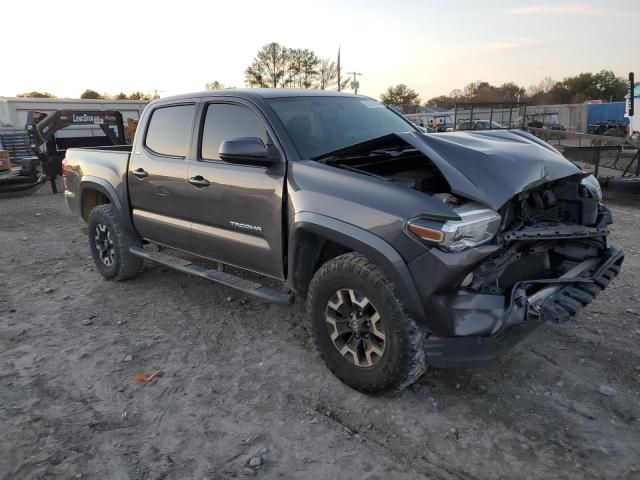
[0,97,148,139]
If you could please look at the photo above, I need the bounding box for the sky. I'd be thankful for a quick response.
[1,0,639,102]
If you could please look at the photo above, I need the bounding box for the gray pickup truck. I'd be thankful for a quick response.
[64,89,623,393]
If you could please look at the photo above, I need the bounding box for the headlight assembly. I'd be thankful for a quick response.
[407,203,501,252]
[580,175,602,201]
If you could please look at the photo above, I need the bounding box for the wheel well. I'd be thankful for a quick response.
[290,230,352,295]
[81,188,110,221]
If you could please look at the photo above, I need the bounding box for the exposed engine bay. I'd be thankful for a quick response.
[469,176,608,288]
[316,137,451,195]
[330,151,450,194]
[466,176,623,323]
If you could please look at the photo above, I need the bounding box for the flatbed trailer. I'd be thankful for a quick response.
[0,110,126,196]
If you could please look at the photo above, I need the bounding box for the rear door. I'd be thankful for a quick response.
[184,99,286,279]
[128,103,196,251]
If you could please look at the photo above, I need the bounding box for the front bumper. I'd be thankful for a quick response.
[424,246,624,368]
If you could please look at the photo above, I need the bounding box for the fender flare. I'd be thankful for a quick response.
[79,176,137,235]
[288,212,426,323]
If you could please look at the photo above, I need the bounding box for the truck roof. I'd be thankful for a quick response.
[153,88,366,104]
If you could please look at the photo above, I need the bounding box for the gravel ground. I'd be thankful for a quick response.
[1,183,640,480]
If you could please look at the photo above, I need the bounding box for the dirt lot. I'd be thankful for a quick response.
[1,184,640,480]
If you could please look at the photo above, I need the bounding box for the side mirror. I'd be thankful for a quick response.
[218,137,275,167]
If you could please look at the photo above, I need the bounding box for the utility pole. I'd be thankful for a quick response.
[348,71,363,94]
[337,46,341,92]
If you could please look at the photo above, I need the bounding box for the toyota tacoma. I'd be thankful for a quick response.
[63,90,623,393]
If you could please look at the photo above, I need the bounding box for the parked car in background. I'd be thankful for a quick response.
[456,120,504,130]
[587,120,628,137]
[435,120,454,132]
[526,113,566,131]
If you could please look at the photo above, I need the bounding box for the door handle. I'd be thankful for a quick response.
[189,175,210,188]
[132,168,148,179]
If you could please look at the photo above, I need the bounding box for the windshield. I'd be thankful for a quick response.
[267,96,417,159]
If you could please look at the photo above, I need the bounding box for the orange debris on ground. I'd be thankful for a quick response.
[133,370,162,384]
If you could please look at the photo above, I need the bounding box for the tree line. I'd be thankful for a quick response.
[80,89,157,100]
[14,57,631,113]
[243,42,339,90]
[15,89,157,100]
[425,70,630,109]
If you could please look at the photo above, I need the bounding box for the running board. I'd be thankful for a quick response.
[129,246,294,305]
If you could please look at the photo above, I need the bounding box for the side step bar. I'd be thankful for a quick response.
[129,246,294,305]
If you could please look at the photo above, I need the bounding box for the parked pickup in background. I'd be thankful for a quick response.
[63,89,623,393]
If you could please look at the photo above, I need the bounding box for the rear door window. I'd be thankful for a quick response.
[145,104,195,157]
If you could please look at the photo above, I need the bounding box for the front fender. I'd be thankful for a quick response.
[288,212,426,324]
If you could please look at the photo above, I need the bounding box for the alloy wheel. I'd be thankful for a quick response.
[94,223,115,266]
[325,288,386,368]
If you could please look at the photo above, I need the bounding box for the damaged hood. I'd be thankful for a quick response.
[398,129,581,210]
[316,129,581,211]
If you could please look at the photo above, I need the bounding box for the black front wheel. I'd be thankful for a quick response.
[307,252,427,393]
[87,204,143,281]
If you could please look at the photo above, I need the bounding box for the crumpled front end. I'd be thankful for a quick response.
[410,174,624,367]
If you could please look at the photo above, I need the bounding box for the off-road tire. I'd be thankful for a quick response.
[307,252,427,393]
[87,204,143,281]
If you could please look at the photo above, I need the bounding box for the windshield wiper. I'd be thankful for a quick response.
[369,146,414,156]
[318,146,417,164]
[312,133,411,163]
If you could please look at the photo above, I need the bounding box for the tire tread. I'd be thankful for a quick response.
[88,204,142,281]
[307,252,427,393]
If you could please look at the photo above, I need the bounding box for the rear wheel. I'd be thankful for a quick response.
[88,204,143,281]
[307,252,427,393]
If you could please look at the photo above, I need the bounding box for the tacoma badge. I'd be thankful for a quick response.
[229,221,262,232]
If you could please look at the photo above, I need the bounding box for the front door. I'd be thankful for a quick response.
[128,103,196,252]
[184,100,285,279]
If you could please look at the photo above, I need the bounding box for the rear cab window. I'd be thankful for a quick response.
[144,104,195,158]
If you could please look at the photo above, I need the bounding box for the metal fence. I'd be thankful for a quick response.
[453,103,527,130]
[528,127,629,148]
[561,146,640,180]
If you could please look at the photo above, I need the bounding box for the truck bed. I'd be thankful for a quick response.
[64,145,133,219]
[71,145,133,153]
